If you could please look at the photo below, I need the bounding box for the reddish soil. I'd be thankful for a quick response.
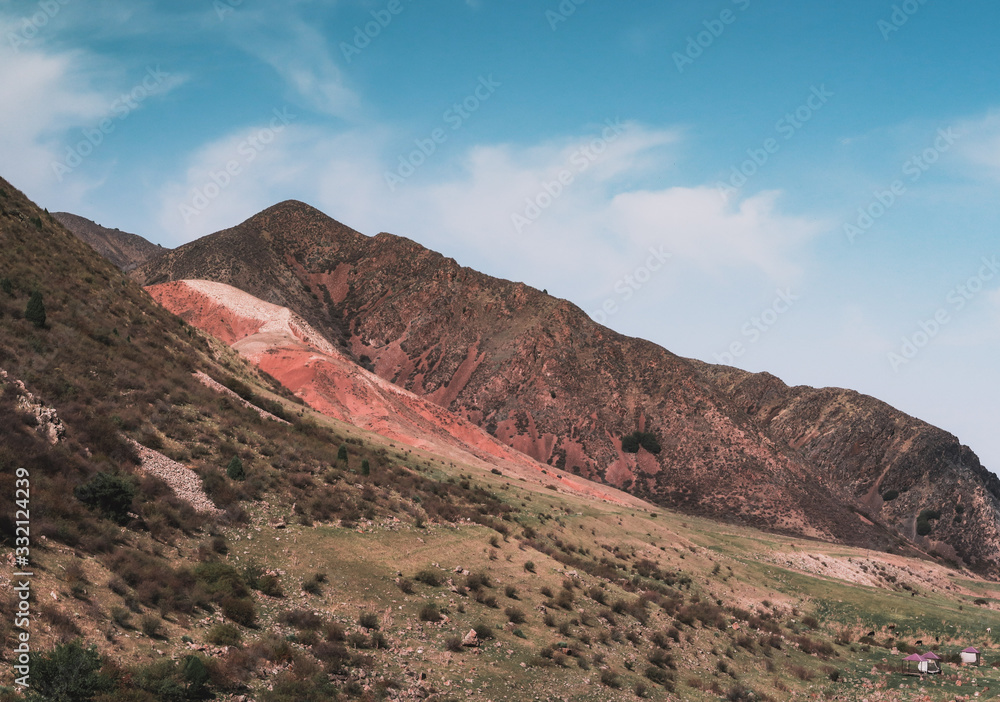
[147,280,641,507]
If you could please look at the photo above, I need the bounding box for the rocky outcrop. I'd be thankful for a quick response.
[1,368,66,444]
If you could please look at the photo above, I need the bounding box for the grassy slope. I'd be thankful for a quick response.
[3,178,1000,701]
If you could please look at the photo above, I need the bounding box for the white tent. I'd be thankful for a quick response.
[961,647,981,665]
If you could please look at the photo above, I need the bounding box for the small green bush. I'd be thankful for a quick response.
[29,640,111,702]
[881,489,899,502]
[226,455,245,481]
[206,623,242,646]
[74,472,136,525]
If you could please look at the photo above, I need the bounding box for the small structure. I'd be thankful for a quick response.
[920,651,942,674]
[961,647,982,666]
[902,653,925,675]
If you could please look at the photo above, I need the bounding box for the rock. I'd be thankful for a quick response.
[462,629,479,647]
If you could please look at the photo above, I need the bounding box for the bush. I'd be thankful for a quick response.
[359,611,379,630]
[220,596,256,627]
[473,623,494,640]
[621,431,661,454]
[445,636,463,652]
[414,569,441,587]
[337,444,348,461]
[74,472,136,525]
[206,623,242,646]
[25,289,46,328]
[226,455,245,481]
[419,604,442,623]
[302,573,325,595]
[523,561,536,573]
[140,614,163,639]
[505,607,526,624]
[29,640,111,701]
[600,670,621,688]
[361,460,370,476]
[881,489,899,501]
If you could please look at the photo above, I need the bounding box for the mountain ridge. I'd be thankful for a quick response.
[130,199,1000,572]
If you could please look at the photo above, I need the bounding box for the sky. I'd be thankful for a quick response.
[1,0,998,473]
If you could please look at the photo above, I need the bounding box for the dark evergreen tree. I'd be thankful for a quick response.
[226,455,245,481]
[337,444,348,461]
[25,289,46,328]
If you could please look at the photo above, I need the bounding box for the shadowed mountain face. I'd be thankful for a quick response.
[690,362,1000,572]
[133,201,1000,571]
[53,212,165,271]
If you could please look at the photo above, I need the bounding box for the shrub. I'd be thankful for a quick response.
[505,607,526,624]
[220,596,257,627]
[226,455,245,481]
[337,444,348,461]
[29,640,111,701]
[361,460,370,476]
[621,431,661,454]
[473,623,494,640]
[140,615,163,639]
[359,611,379,630]
[414,569,441,587]
[302,573,324,595]
[881,489,899,502]
[445,636,463,652]
[419,604,442,623]
[207,623,242,646]
[74,472,136,525]
[523,561,536,573]
[25,289,46,328]
[600,670,621,688]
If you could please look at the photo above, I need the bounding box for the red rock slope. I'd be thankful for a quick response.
[146,279,639,506]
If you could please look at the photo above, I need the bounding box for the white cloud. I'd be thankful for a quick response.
[220,12,361,121]
[0,45,108,201]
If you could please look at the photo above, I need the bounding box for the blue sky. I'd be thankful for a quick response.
[2,0,999,473]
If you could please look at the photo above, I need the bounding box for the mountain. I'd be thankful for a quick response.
[691,361,1000,571]
[132,200,1000,572]
[52,211,165,271]
[9,180,1000,702]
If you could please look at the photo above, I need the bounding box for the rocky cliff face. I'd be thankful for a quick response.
[691,362,1000,572]
[133,201,999,570]
[53,212,165,271]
